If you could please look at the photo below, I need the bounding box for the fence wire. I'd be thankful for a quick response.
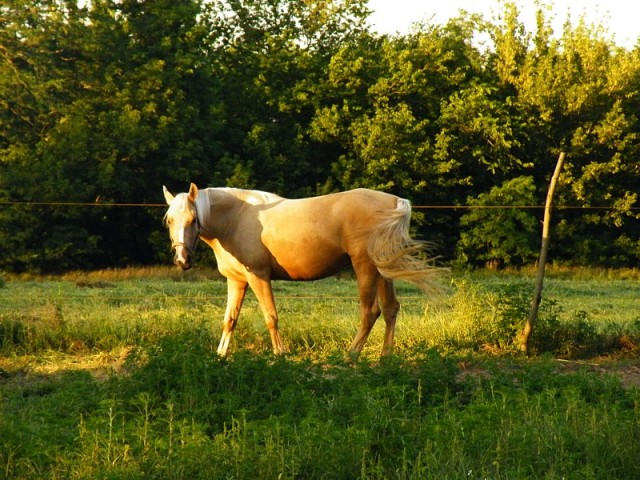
[0,200,637,211]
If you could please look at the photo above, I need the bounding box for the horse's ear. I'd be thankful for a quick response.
[188,183,199,202]
[163,186,174,204]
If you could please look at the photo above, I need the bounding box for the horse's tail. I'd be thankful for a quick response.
[367,198,446,294]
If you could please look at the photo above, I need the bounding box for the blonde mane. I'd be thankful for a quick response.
[195,187,284,229]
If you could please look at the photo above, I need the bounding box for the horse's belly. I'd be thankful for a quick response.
[270,250,351,281]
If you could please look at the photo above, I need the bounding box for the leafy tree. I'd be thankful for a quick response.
[207,0,370,196]
[0,0,221,271]
[457,176,539,268]
[310,17,490,211]
[310,15,502,253]
[1,0,640,272]
[478,2,640,267]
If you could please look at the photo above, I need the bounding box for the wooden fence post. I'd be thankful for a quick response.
[521,152,566,355]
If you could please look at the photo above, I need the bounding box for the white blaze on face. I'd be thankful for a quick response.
[165,191,198,269]
[175,246,189,267]
[174,226,189,267]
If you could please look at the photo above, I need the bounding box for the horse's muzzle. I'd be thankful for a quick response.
[173,245,193,270]
[175,256,192,270]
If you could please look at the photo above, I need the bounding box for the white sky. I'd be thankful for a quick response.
[368,0,640,49]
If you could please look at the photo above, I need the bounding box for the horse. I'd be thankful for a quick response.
[163,183,443,358]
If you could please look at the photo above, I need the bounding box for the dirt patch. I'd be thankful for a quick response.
[455,357,640,390]
[551,358,640,389]
[614,365,640,389]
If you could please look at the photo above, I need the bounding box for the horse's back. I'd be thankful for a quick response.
[253,189,401,280]
[262,189,399,233]
[287,188,397,216]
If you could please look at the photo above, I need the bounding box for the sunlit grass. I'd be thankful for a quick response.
[2,271,640,359]
[1,269,640,478]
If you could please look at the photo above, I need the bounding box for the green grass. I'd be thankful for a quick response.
[1,269,640,478]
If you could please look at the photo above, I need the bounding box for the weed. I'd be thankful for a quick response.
[433,279,640,358]
[1,271,640,478]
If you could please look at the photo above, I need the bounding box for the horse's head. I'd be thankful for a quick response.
[163,183,200,270]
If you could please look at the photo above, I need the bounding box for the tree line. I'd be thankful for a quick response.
[1,0,639,272]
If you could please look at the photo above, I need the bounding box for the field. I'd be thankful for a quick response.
[1,268,640,479]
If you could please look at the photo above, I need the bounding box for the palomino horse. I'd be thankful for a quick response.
[163,183,442,358]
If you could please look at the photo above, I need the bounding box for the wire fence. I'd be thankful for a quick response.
[0,198,637,301]
[0,200,637,211]
[0,201,166,208]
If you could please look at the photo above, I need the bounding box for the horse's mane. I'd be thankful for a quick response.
[195,187,284,228]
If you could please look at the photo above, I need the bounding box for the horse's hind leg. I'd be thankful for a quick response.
[348,264,382,358]
[379,278,400,356]
[217,278,248,356]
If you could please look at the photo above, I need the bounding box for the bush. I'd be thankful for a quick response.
[428,280,635,358]
[456,177,540,268]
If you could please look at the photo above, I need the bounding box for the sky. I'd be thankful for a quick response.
[367,0,640,49]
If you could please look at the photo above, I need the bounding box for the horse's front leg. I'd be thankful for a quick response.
[217,278,248,356]
[247,274,287,355]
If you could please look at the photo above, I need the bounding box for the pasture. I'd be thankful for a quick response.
[1,268,640,479]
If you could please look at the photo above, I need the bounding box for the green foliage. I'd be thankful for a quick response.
[482,282,603,357]
[206,0,370,195]
[0,0,223,271]
[1,273,640,478]
[2,330,640,478]
[457,176,539,267]
[424,276,640,358]
[1,1,640,271]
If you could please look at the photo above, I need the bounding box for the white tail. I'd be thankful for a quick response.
[367,198,445,294]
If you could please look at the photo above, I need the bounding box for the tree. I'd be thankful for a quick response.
[207,0,370,196]
[457,176,539,268]
[0,0,222,271]
[311,17,486,197]
[1,0,640,272]
[309,15,494,253]
[481,1,640,267]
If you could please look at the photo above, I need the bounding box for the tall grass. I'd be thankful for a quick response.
[1,272,639,358]
[1,270,640,478]
[2,333,639,479]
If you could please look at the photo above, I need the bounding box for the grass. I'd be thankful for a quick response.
[1,268,640,478]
